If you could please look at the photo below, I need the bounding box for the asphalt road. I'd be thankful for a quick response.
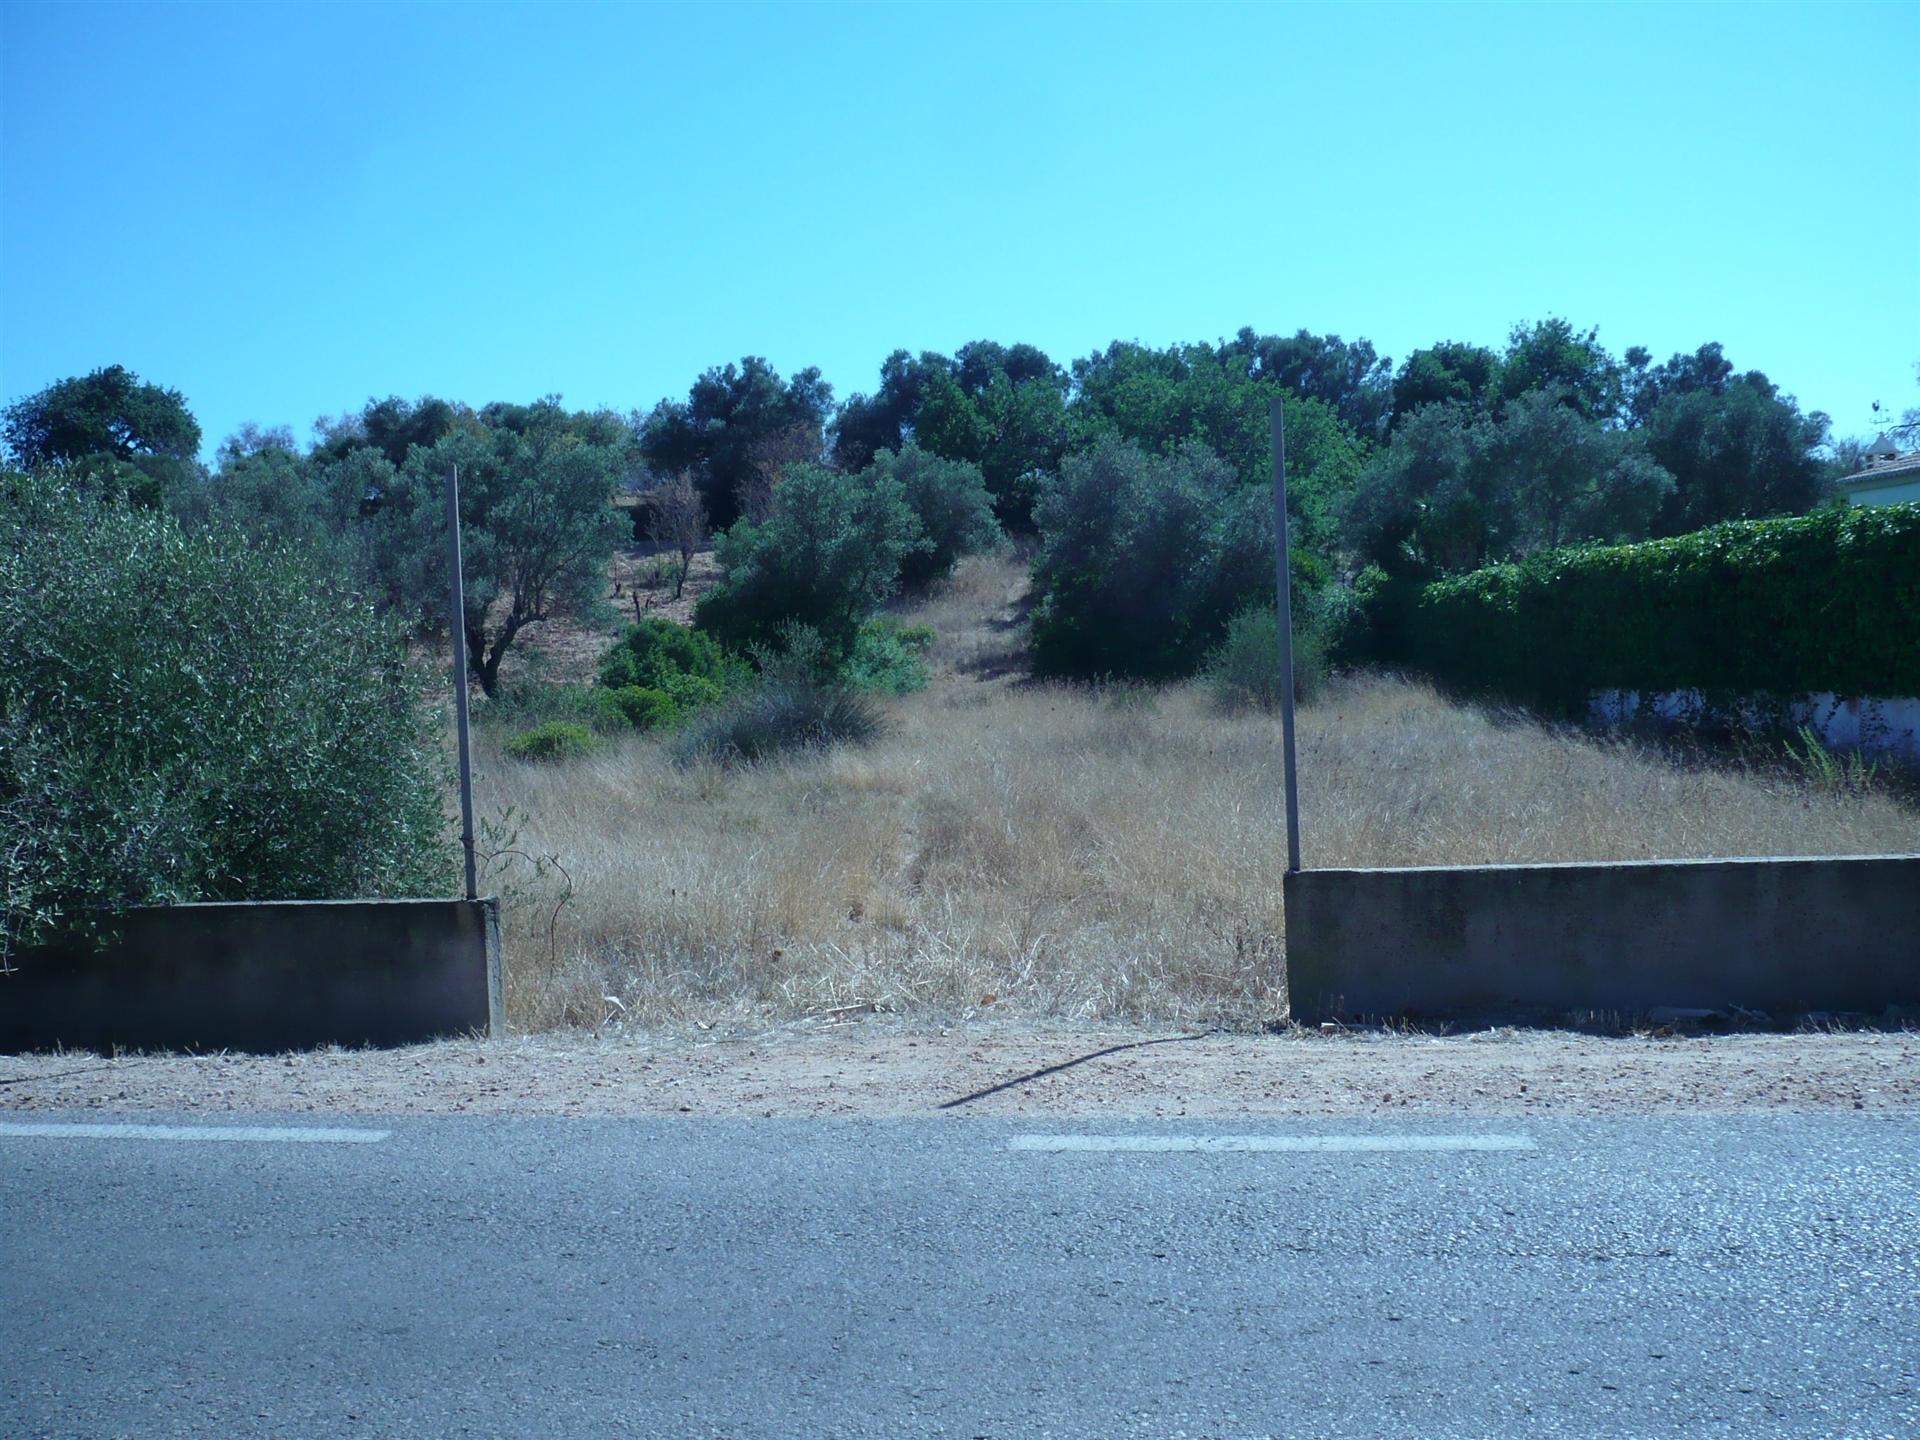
[2,1112,1916,1439]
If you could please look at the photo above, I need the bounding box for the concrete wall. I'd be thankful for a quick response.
[0,898,501,1054]
[1284,856,1920,1025]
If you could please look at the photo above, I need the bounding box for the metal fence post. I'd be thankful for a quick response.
[447,464,479,901]
[1269,397,1303,874]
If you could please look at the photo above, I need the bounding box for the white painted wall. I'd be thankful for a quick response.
[1842,476,1920,507]
[1590,690,1920,761]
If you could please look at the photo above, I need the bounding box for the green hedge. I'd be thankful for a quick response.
[1398,504,1920,713]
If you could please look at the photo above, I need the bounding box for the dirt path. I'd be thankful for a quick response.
[3,1022,1915,1119]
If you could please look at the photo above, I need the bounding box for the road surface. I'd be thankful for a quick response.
[3,1112,1915,1437]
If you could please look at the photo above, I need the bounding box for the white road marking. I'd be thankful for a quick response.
[0,1121,390,1144]
[1009,1134,1535,1153]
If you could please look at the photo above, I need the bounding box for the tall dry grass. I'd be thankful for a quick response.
[477,553,1919,1032]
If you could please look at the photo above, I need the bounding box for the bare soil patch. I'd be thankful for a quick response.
[3,1024,1914,1119]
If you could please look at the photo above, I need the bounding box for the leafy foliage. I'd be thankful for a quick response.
[638,357,832,530]
[1390,341,1500,420]
[599,617,732,691]
[382,412,630,696]
[874,445,999,587]
[597,617,737,728]
[2,365,201,471]
[311,394,462,467]
[1200,602,1340,712]
[1495,318,1622,421]
[694,462,927,656]
[0,476,453,965]
[1029,438,1311,679]
[1341,392,1675,572]
[504,721,597,763]
[832,342,1069,528]
[608,686,680,731]
[1221,327,1394,440]
[1393,504,1920,712]
[1636,361,1828,534]
[1065,341,1364,560]
[842,619,933,696]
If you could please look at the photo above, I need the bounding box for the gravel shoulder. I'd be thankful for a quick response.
[2,1021,1916,1118]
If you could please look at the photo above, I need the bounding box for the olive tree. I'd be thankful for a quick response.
[389,421,629,697]
[0,474,452,967]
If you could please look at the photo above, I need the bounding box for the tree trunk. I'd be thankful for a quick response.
[472,612,527,699]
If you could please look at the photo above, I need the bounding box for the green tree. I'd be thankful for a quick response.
[1390,341,1500,422]
[2,364,202,470]
[162,423,371,557]
[639,357,832,530]
[694,462,926,656]
[1029,438,1296,679]
[1222,327,1394,439]
[832,341,1070,528]
[1066,339,1364,559]
[1627,348,1828,532]
[2,365,203,507]
[1496,318,1621,421]
[1340,402,1503,574]
[1343,390,1676,572]
[173,441,329,551]
[385,416,628,697]
[871,445,999,587]
[311,394,464,467]
[830,349,946,471]
[1492,388,1673,551]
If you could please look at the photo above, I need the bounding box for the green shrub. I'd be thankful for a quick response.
[504,721,596,763]
[1392,504,1920,713]
[694,462,926,657]
[655,669,726,713]
[609,685,679,731]
[1200,606,1332,712]
[672,636,884,765]
[481,680,629,735]
[0,475,452,966]
[843,619,933,695]
[673,684,882,767]
[598,617,731,691]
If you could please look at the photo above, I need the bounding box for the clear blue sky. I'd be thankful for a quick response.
[3,1,1916,459]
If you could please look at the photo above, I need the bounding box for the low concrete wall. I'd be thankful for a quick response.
[1284,856,1920,1024]
[0,899,501,1054]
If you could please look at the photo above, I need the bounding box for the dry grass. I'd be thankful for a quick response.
[476,552,1919,1033]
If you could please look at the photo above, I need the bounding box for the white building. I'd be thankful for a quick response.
[1837,433,1920,507]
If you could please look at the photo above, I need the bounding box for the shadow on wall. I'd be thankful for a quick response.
[1284,854,1920,1025]
[0,899,501,1055]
